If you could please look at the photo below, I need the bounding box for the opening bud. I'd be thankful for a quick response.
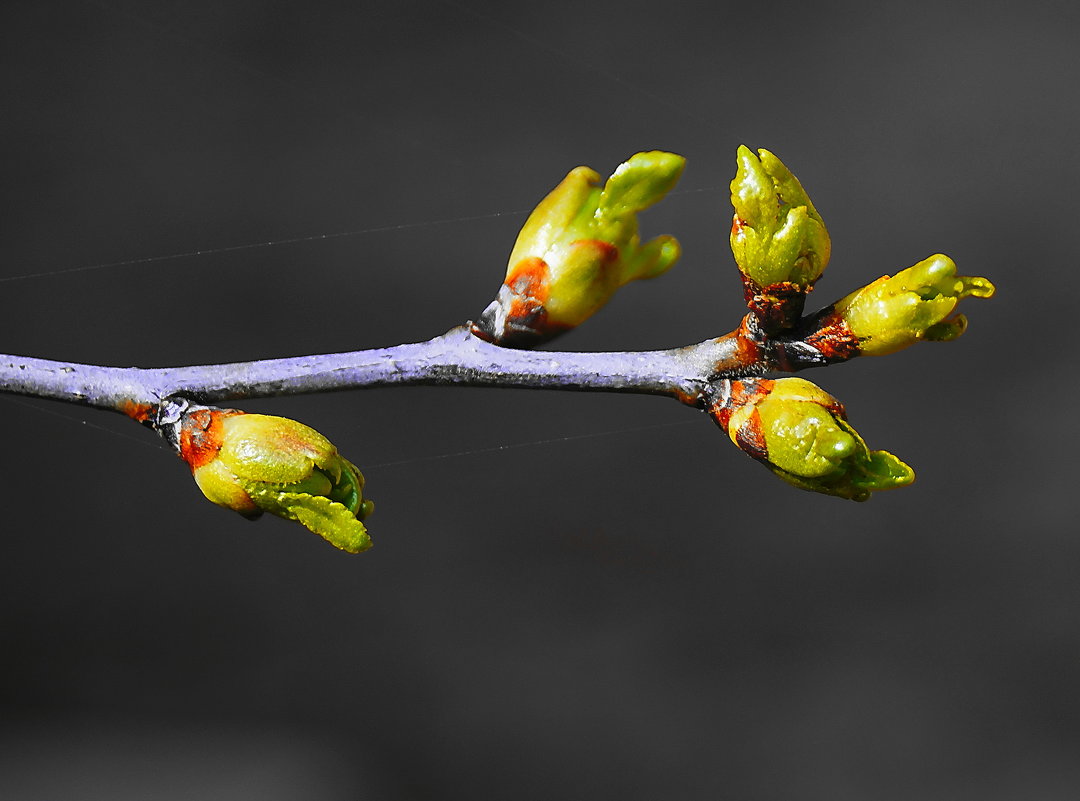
[472,151,685,347]
[831,254,995,356]
[167,404,373,553]
[710,377,914,501]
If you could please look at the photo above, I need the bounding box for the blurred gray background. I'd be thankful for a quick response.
[0,1,1076,798]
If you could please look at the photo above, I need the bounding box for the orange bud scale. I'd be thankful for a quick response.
[803,309,862,363]
[179,408,242,470]
[734,408,768,460]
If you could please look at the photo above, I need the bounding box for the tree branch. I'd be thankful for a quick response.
[1,324,807,414]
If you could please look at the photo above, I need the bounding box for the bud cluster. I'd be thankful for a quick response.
[119,146,997,551]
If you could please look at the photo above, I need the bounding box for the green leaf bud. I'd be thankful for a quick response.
[472,151,685,347]
[711,377,914,501]
[175,406,373,553]
[729,146,831,333]
[831,254,995,356]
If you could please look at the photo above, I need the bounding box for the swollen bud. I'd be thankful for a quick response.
[472,151,685,347]
[710,377,913,501]
[729,146,831,333]
[829,254,996,356]
[159,401,373,553]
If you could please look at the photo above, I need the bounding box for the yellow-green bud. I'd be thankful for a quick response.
[711,377,914,502]
[729,146,830,286]
[832,254,995,356]
[177,407,373,553]
[472,151,685,347]
[730,146,831,333]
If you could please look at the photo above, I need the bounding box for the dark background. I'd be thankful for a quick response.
[1,1,1076,798]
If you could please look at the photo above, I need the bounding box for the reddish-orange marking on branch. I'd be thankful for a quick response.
[118,400,155,423]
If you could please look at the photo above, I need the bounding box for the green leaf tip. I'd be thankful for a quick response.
[250,488,372,554]
[598,151,686,217]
